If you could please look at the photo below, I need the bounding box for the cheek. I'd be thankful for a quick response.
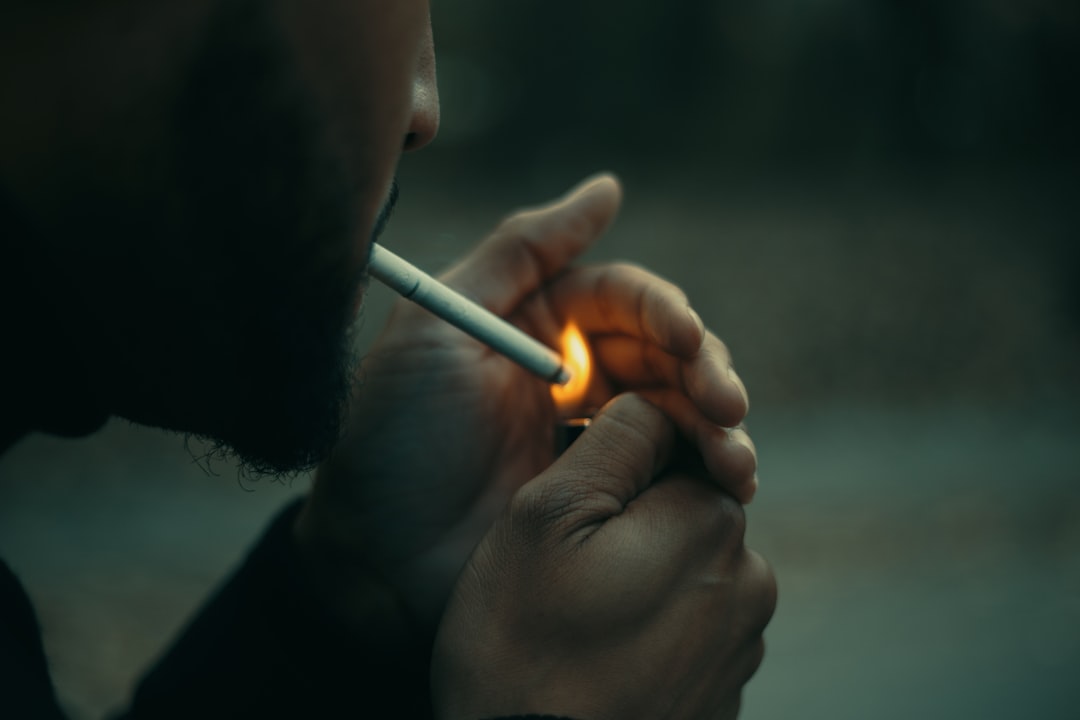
[276,0,428,235]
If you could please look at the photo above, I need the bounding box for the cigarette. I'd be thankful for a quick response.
[367,244,572,385]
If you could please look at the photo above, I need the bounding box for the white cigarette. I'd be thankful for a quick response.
[367,244,572,385]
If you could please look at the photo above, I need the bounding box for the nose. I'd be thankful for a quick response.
[403,21,439,152]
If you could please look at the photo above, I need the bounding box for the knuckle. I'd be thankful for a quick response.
[671,477,746,547]
[507,233,547,280]
[602,396,673,464]
[494,210,537,240]
[718,493,747,540]
[511,476,597,537]
[606,391,666,427]
[744,638,767,681]
[606,261,686,302]
[509,481,552,528]
[641,342,670,383]
[595,261,645,299]
[713,500,748,555]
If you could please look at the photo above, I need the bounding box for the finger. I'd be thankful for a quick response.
[546,262,705,358]
[619,470,745,556]
[538,393,676,513]
[439,173,622,317]
[637,389,758,503]
[738,549,778,632]
[592,332,749,427]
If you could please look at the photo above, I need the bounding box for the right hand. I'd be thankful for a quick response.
[299,175,756,637]
[432,394,777,720]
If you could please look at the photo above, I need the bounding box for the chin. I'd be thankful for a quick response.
[193,318,358,477]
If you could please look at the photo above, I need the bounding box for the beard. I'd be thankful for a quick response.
[6,0,400,476]
[144,0,386,476]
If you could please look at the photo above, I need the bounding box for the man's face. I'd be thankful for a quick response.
[0,0,438,473]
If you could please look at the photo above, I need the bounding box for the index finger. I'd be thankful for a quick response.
[545,262,707,358]
[438,173,622,317]
[592,332,748,428]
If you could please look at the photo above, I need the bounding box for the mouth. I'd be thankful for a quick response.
[370,179,400,245]
[350,179,400,320]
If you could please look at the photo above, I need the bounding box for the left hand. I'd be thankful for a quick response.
[294,173,756,630]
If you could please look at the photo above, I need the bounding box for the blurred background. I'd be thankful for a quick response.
[1,0,1078,717]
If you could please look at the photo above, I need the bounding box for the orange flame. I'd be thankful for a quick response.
[550,322,592,413]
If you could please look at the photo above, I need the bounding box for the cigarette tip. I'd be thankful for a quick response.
[553,365,573,386]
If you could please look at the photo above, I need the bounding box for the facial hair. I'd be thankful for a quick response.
[162,0,379,476]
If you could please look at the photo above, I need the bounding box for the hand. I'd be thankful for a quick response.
[295,173,756,629]
[432,394,776,720]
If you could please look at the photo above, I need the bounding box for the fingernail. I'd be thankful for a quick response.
[727,366,750,413]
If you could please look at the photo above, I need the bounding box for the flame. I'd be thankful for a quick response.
[551,322,592,412]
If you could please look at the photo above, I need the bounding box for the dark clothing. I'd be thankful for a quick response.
[0,558,66,719]
[1,500,577,719]
[3,500,433,718]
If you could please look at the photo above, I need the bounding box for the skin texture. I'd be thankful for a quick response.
[1,2,776,717]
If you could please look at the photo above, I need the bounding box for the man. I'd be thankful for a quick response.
[1,1,776,718]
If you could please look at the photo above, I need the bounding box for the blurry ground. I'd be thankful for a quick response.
[2,169,1078,719]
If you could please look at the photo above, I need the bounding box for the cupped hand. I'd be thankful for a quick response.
[295,173,756,628]
[433,394,776,720]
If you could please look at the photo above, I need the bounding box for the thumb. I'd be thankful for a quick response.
[439,173,622,317]
[541,393,675,517]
